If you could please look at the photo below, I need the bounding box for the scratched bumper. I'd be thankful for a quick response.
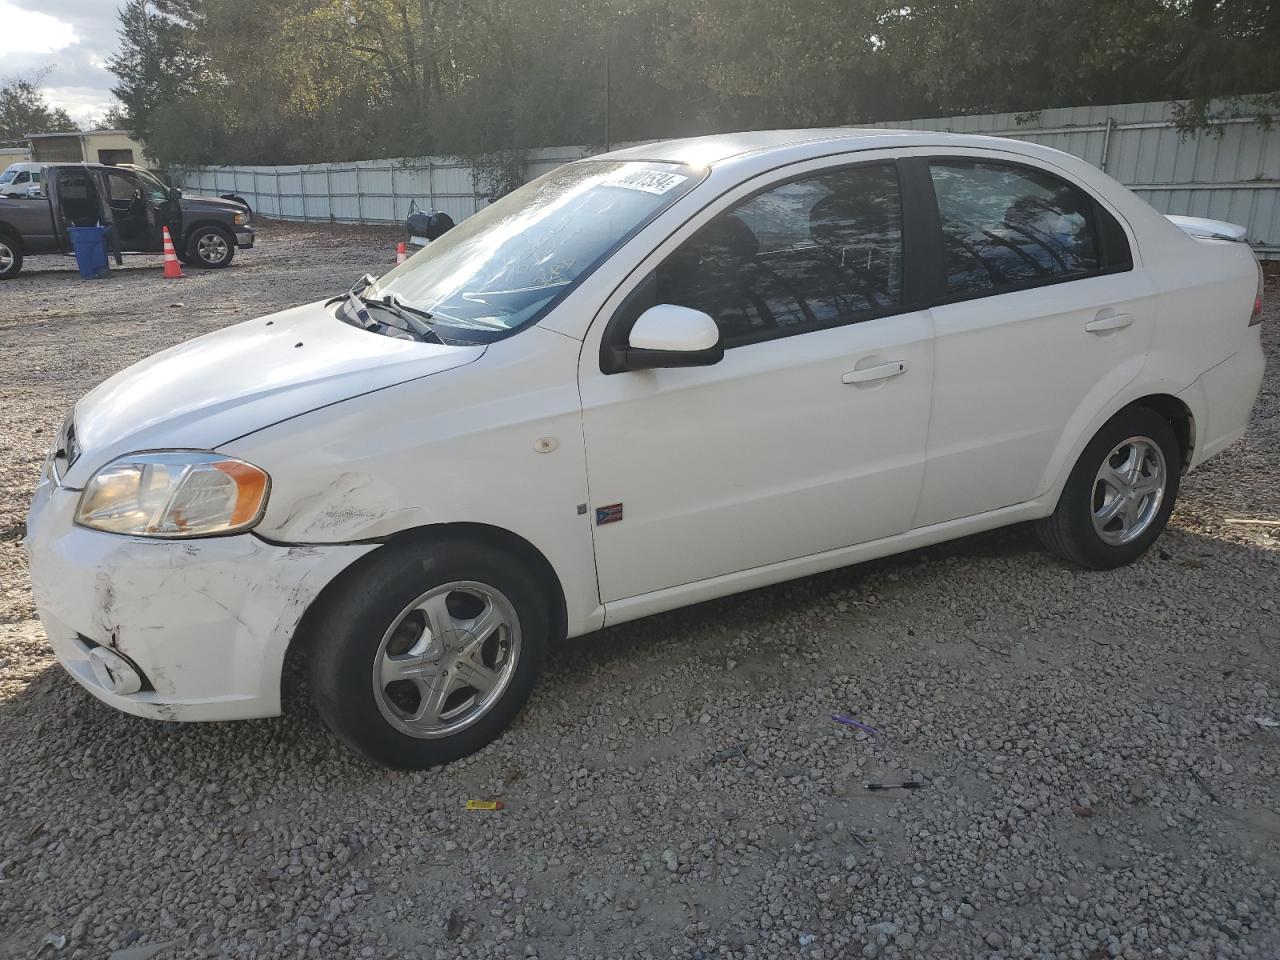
[23,475,374,722]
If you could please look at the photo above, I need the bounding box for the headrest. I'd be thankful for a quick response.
[810,193,892,247]
[690,213,760,262]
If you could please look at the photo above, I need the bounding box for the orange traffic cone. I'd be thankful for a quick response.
[395,241,407,265]
[162,226,184,279]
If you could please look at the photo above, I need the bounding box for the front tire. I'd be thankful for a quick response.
[308,538,549,769]
[1036,406,1181,569]
[186,226,235,268]
[0,234,23,279]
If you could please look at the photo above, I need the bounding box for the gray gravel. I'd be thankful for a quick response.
[2,222,1278,960]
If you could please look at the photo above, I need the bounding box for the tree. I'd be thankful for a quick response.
[108,0,213,162]
[104,0,1280,165]
[0,70,78,142]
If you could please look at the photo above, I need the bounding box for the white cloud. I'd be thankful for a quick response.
[43,85,116,125]
[0,1,78,57]
[1,1,127,121]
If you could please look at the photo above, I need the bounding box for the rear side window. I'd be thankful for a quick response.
[929,160,1101,296]
[656,163,903,348]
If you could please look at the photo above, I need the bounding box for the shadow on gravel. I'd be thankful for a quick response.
[4,521,1275,781]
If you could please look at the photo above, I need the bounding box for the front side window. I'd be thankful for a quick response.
[655,163,902,348]
[132,169,169,202]
[370,160,701,342]
[929,160,1099,296]
[106,172,141,202]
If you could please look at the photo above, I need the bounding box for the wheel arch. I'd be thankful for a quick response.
[183,219,234,245]
[1039,388,1197,514]
[0,221,22,250]
[282,521,569,704]
[1130,393,1195,471]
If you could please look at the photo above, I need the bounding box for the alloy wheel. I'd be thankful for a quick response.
[197,233,229,264]
[371,581,521,739]
[1091,436,1166,546]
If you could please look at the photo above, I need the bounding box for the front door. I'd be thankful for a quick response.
[579,160,935,603]
[101,168,162,252]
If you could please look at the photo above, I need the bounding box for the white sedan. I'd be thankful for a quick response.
[25,130,1266,767]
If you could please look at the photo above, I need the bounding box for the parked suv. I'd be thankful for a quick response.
[24,130,1265,768]
[0,163,252,278]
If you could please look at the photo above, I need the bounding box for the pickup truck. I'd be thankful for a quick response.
[0,163,253,279]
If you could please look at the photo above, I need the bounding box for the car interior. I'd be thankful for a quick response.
[656,165,903,347]
[104,171,153,248]
[55,169,104,228]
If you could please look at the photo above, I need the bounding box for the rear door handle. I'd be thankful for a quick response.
[1085,312,1134,333]
[842,360,908,384]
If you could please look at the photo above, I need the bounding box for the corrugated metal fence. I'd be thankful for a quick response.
[870,98,1279,257]
[173,96,1280,257]
[171,146,593,228]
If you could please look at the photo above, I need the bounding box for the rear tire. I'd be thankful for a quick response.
[0,234,23,279]
[1036,406,1181,569]
[308,538,548,769]
[186,225,235,268]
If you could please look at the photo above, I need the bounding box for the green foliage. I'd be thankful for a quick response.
[106,0,1280,169]
[0,71,79,142]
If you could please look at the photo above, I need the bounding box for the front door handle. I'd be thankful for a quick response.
[1085,312,1134,333]
[842,360,908,384]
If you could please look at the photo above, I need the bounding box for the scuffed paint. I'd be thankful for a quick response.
[25,483,377,721]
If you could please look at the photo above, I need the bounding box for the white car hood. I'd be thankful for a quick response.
[61,300,484,488]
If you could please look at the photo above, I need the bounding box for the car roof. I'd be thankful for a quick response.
[593,127,1048,168]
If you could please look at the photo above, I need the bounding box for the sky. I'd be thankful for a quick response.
[1,0,126,126]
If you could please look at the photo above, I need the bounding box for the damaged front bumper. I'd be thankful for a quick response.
[23,475,374,722]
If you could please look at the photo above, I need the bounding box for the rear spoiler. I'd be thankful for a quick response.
[1166,214,1249,243]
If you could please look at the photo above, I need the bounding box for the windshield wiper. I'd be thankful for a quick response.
[333,276,441,343]
[363,295,442,342]
[337,275,378,330]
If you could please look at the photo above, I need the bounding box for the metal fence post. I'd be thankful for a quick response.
[1100,117,1114,173]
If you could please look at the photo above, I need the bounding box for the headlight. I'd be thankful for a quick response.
[75,452,270,538]
[234,212,249,226]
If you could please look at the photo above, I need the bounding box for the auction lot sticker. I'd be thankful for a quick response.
[604,166,689,195]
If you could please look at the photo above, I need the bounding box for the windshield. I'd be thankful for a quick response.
[368,160,701,341]
[0,170,14,184]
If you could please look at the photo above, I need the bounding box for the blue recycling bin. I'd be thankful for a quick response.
[68,225,110,280]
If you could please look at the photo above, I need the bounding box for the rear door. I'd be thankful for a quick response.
[909,152,1152,527]
[578,158,936,603]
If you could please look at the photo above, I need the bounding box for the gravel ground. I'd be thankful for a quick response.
[1,221,1278,960]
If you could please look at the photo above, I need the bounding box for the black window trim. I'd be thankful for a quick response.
[907,154,1134,309]
[601,156,927,371]
[598,149,1136,373]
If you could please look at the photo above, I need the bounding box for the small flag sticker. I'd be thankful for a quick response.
[595,503,623,525]
[465,799,504,811]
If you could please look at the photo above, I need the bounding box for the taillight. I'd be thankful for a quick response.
[1251,262,1264,326]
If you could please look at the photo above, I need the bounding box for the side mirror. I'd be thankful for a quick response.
[168,187,182,203]
[621,304,723,370]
